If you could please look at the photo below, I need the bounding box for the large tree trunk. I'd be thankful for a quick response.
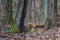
[54,0,58,24]
[24,0,32,30]
[19,0,27,33]
[5,0,13,25]
[44,0,49,29]
[15,0,22,20]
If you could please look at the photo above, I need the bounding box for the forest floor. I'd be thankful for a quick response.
[0,27,60,40]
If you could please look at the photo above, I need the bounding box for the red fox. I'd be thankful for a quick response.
[28,22,45,29]
[55,22,60,27]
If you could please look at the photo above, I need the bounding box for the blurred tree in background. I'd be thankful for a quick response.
[0,0,59,33]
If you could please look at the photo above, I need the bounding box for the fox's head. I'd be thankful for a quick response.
[28,22,36,28]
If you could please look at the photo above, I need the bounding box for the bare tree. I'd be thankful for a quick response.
[45,0,57,30]
[19,0,27,33]
[15,0,22,20]
[44,0,49,29]
[5,0,13,25]
[54,0,58,24]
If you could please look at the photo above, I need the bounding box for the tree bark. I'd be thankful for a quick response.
[5,0,13,24]
[54,0,57,23]
[44,0,49,29]
[19,0,27,33]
